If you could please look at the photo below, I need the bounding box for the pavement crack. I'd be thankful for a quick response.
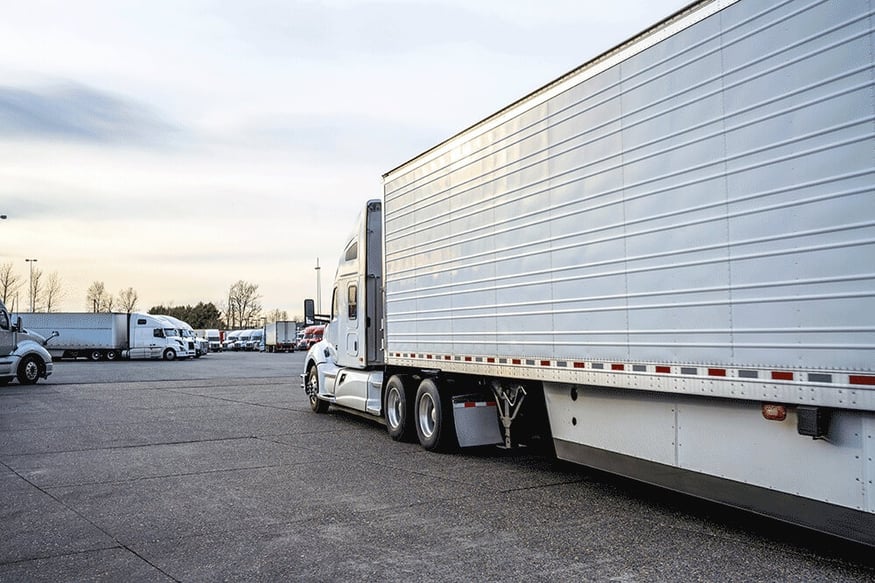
[0,545,124,567]
[0,436,257,457]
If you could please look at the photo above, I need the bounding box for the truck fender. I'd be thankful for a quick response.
[11,340,53,380]
[304,339,339,398]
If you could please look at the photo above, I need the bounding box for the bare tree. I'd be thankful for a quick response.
[41,271,65,312]
[29,268,44,312]
[227,280,261,328]
[0,262,21,305]
[86,281,114,312]
[265,308,288,324]
[118,287,138,312]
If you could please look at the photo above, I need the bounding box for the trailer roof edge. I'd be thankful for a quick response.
[382,0,720,181]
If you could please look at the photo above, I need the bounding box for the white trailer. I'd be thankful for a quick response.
[303,0,875,545]
[265,321,297,352]
[22,312,190,361]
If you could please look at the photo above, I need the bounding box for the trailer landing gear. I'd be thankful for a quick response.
[490,380,527,448]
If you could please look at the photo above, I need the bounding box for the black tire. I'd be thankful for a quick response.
[414,378,456,452]
[17,355,42,385]
[89,350,103,361]
[306,365,329,413]
[163,348,177,361]
[384,375,414,442]
[105,350,119,361]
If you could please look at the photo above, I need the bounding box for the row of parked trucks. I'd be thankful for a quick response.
[0,308,315,385]
[0,305,210,385]
[302,0,875,546]
[20,312,207,361]
[223,322,325,353]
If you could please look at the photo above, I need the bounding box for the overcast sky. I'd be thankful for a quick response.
[0,0,690,319]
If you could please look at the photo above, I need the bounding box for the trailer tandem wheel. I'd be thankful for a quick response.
[384,375,414,442]
[414,378,456,452]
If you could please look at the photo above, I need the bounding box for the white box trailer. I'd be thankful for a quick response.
[265,321,297,352]
[303,0,875,545]
[22,312,190,361]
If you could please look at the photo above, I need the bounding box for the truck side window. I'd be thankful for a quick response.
[0,311,8,330]
[153,329,165,338]
[137,318,147,325]
[344,241,358,262]
[348,285,357,320]
[331,287,338,320]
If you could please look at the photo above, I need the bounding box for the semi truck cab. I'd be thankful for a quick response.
[0,300,54,385]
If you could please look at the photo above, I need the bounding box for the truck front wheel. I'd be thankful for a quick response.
[415,378,455,452]
[307,365,329,413]
[17,355,43,385]
[384,375,414,441]
[163,348,177,361]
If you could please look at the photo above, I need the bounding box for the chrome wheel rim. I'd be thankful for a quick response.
[307,371,318,404]
[386,387,402,429]
[418,392,436,439]
[24,360,39,381]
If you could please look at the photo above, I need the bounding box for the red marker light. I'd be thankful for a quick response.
[762,403,787,421]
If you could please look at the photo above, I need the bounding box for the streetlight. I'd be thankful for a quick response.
[315,257,322,314]
[25,258,37,312]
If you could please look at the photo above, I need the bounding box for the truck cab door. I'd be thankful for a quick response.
[345,283,360,360]
[0,308,14,357]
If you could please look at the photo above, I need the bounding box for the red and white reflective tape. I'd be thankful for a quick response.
[453,400,497,409]
[389,352,875,387]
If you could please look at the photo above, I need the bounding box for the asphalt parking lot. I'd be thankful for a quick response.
[1,351,874,582]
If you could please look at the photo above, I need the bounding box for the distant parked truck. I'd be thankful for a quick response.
[195,329,222,352]
[296,325,324,352]
[21,312,190,361]
[157,315,205,357]
[264,321,297,352]
[223,330,242,351]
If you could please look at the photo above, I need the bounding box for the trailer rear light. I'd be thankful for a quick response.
[761,403,787,421]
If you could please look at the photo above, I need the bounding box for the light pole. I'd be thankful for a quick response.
[315,258,322,314]
[25,258,38,312]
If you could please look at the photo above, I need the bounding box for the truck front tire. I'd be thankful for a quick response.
[307,366,329,414]
[415,378,455,452]
[17,355,42,385]
[384,375,414,442]
[163,349,177,361]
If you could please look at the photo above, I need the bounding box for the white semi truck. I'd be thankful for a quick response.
[196,329,222,352]
[22,312,190,361]
[157,315,204,357]
[302,0,875,545]
[0,300,54,384]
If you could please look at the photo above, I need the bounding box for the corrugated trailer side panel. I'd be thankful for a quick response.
[383,0,875,408]
[22,312,129,350]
